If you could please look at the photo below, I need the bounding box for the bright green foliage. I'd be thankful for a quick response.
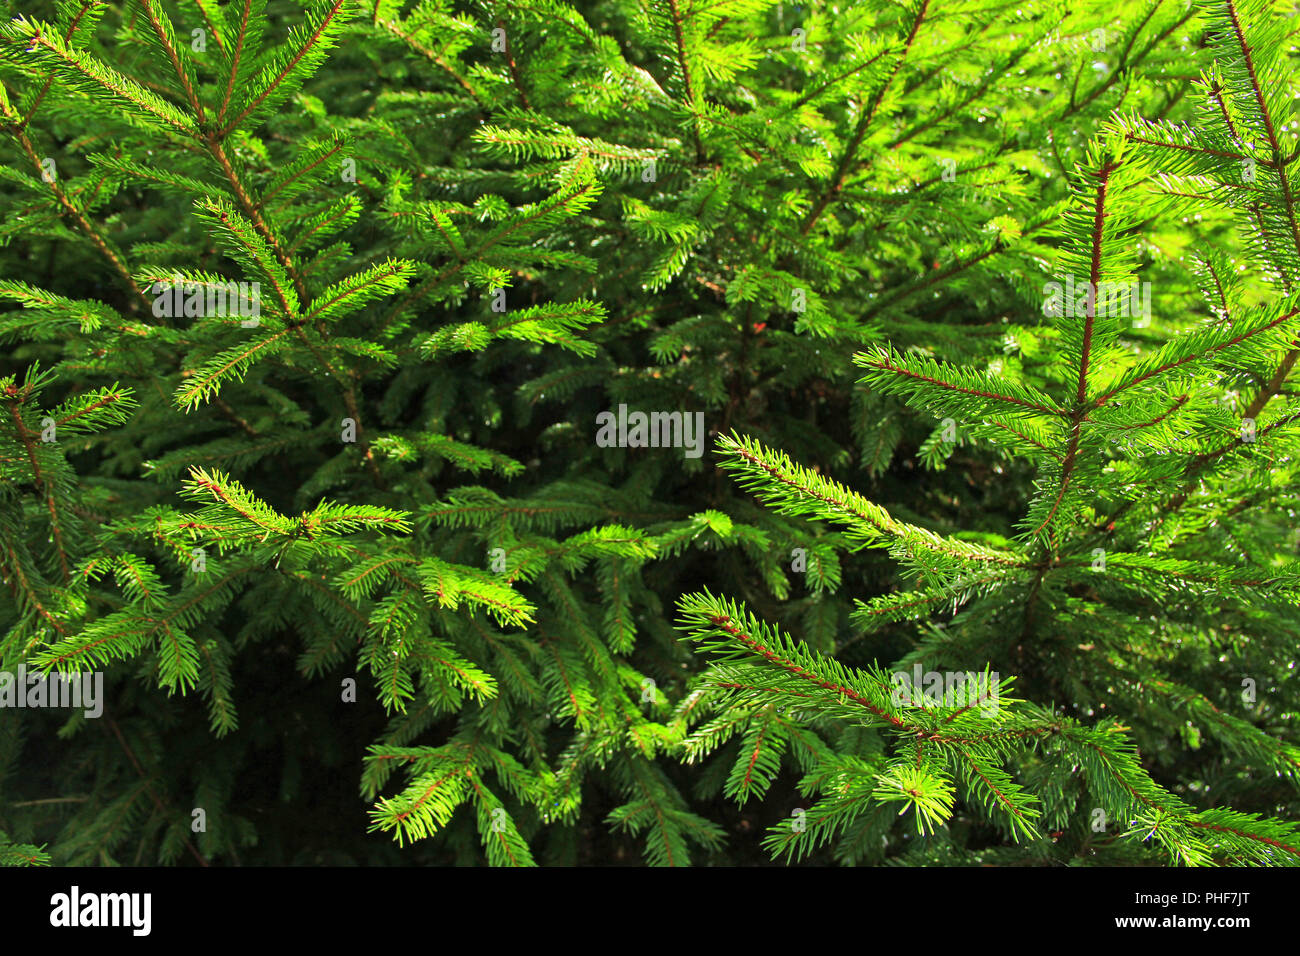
[1,0,1298,867]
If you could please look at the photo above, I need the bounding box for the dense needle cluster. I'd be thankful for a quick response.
[1,0,1298,866]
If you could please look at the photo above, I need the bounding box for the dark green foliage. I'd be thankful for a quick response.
[1,0,1298,866]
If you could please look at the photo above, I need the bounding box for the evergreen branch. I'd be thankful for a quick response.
[855,346,1070,419]
[1031,156,1120,540]
[217,0,258,125]
[181,467,293,535]
[0,532,69,636]
[0,16,198,134]
[1225,0,1300,253]
[0,107,149,308]
[103,715,210,867]
[376,17,484,110]
[199,153,306,308]
[219,0,351,135]
[1187,811,1300,861]
[800,0,930,234]
[715,432,1028,568]
[1076,158,1120,406]
[5,398,70,581]
[0,833,52,866]
[1093,296,1300,406]
[678,590,906,727]
[1058,4,1198,121]
[663,0,702,162]
[495,17,530,109]
[174,328,292,410]
[299,259,417,326]
[139,0,207,124]
[15,1,101,129]
[191,0,227,56]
